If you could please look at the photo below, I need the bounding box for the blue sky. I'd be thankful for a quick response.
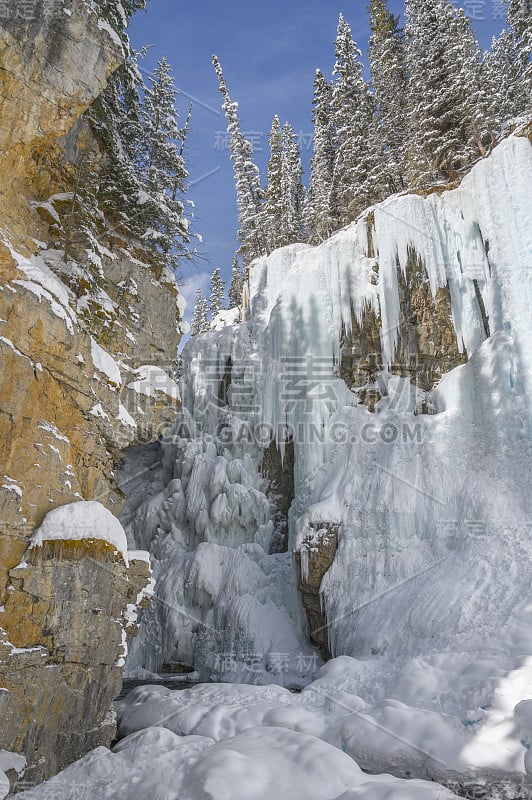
[128,0,506,329]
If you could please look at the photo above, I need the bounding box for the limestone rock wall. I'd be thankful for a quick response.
[0,1,122,248]
[0,543,151,788]
[0,3,183,787]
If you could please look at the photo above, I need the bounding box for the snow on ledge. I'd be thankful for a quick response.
[210,307,240,331]
[127,365,180,401]
[127,550,151,565]
[30,501,129,565]
[7,244,77,335]
[118,402,136,429]
[91,338,122,388]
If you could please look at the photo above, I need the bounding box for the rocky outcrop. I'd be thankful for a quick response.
[0,235,181,593]
[261,438,295,553]
[0,1,122,248]
[0,3,184,787]
[295,524,339,660]
[302,230,472,644]
[341,248,468,411]
[0,542,151,789]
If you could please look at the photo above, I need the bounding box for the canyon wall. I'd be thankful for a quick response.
[0,3,183,787]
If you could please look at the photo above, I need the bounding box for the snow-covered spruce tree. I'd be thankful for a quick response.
[483,31,523,126]
[62,152,102,270]
[505,0,532,113]
[72,4,149,270]
[331,14,387,224]
[265,117,306,250]
[89,2,148,227]
[191,288,207,336]
[98,1,147,43]
[210,267,226,318]
[212,55,267,268]
[265,115,284,252]
[507,0,532,62]
[368,0,408,191]
[280,122,306,245]
[89,48,146,240]
[140,57,191,272]
[308,70,337,244]
[90,45,193,277]
[228,254,243,309]
[200,295,210,332]
[452,9,494,158]
[404,0,490,185]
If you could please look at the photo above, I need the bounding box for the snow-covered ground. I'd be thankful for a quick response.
[14,657,532,798]
[14,721,460,800]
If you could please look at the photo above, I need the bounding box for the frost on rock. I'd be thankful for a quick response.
[121,134,532,788]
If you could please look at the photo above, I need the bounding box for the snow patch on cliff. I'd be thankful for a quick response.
[31,501,129,563]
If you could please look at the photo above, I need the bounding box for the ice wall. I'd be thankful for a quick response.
[123,131,532,738]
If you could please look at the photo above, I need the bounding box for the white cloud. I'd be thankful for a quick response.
[179,270,211,322]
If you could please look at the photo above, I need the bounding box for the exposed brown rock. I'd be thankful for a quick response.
[341,248,468,410]
[261,438,295,552]
[0,542,151,787]
[0,4,182,787]
[295,524,339,660]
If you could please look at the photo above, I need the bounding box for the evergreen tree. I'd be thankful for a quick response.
[228,254,243,309]
[505,0,532,113]
[88,49,146,239]
[89,48,193,275]
[265,115,284,252]
[404,0,489,184]
[507,0,532,57]
[368,0,408,191]
[332,14,386,224]
[280,122,306,245]
[210,267,225,317]
[308,70,337,243]
[99,0,148,42]
[191,288,208,336]
[265,117,306,249]
[212,55,267,267]
[200,295,210,332]
[140,57,190,270]
[452,9,494,158]
[62,152,102,269]
[484,28,528,127]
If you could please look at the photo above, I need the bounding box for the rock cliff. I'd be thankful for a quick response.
[0,2,183,789]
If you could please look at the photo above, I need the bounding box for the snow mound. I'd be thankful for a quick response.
[30,501,129,563]
[13,724,458,800]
